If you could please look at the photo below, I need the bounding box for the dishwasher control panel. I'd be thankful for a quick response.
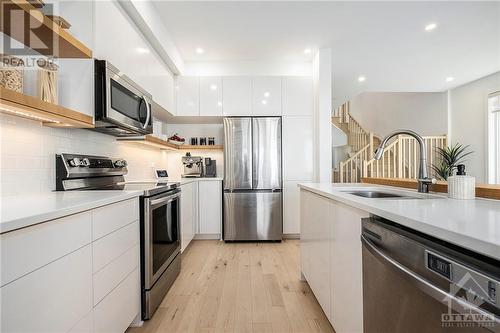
[425,250,499,308]
[427,252,452,280]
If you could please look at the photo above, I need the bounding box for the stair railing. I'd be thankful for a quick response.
[333,101,370,152]
[339,133,374,183]
[363,135,448,179]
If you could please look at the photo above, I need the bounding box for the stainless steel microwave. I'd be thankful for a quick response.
[93,59,153,136]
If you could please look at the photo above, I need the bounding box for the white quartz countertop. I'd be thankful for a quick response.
[0,190,143,234]
[298,183,500,261]
[178,177,223,185]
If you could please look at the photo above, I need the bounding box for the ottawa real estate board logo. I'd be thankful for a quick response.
[441,272,496,329]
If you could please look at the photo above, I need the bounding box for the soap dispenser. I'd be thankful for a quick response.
[447,164,475,199]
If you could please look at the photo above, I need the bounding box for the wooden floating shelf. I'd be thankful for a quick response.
[117,135,223,151]
[0,87,94,128]
[179,145,224,150]
[361,177,500,201]
[1,0,92,58]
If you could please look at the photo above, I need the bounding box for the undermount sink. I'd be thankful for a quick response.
[345,191,420,199]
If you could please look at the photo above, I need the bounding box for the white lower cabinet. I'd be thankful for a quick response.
[284,181,303,235]
[93,268,140,333]
[181,180,222,243]
[300,190,332,317]
[300,189,368,333]
[0,245,93,333]
[330,201,367,333]
[180,181,197,251]
[198,180,222,236]
[0,198,141,333]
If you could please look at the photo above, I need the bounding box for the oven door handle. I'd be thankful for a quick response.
[149,192,180,206]
[361,235,500,331]
[142,96,151,130]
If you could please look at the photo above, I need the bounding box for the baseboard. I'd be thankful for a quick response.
[194,233,221,240]
[283,233,300,239]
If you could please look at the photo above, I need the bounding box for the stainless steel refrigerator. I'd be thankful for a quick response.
[223,117,283,241]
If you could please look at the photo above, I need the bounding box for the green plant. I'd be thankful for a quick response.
[431,143,474,180]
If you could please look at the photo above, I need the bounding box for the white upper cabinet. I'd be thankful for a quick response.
[252,77,282,116]
[176,77,200,116]
[223,77,252,116]
[94,1,175,115]
[282,77,313,116]
[200,77,223,116]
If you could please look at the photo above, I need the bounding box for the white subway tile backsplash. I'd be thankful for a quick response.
[0,114,170,196]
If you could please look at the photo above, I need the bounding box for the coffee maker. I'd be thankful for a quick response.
[182,153,203,178]
[204,158,217,177]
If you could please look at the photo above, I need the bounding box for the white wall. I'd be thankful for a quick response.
[349,92,448,138]
[449,71,500,183]
[0,114,170,196]
[332,125,348,169]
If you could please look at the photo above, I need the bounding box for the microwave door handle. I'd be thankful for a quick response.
[142,96,151,129]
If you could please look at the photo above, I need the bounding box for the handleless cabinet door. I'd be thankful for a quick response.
[223,77,252,116]
[198,181,222,235]
[176,76,200,116]
[282,77,313,116]
[180,182,195,252]
[252,117,282,189]
[200,77,223,116]
[224,117,253,190]
[252,77,282,116]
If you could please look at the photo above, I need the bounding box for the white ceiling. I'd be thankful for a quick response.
[152,1,500,103]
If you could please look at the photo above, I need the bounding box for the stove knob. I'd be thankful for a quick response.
[81,158,90,167]
[114,159,127,168]
[68,158,81,167]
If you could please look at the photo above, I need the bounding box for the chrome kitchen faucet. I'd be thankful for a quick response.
[374,130,436,193]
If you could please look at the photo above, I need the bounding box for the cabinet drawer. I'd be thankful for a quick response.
[93,221,139,273]
[93,244,139,306]
[1,211,91,286]
[92,198,139,240]
[0,245,92,333]
[68,310,93,333]
[93,268,140,333]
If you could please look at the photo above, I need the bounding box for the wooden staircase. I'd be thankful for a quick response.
[332,101,447,183]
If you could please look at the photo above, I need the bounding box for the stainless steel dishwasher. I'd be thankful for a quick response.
[361,216,500,333]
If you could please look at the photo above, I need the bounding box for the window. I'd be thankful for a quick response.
[488,91,500,183]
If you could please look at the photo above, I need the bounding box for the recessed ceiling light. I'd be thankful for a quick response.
[263,92,270,97]
[261,100,268,105]
[358,76,366,82]
[136,47,150,54]
[303,48,312,55]
[425,23,437,31]
[446,77,454,82]
[210,84,217,90]
[195,47,205,54]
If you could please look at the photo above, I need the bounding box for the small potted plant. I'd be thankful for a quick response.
[431,143,473,180]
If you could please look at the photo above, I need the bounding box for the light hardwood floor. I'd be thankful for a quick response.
[127,240,335,333]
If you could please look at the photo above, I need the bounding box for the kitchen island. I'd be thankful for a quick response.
[299,182,500,333]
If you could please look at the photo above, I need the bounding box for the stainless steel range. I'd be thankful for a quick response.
[55,153,181,320]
